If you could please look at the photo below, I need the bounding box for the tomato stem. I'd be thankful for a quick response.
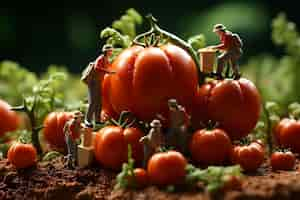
[133,14,205,85]
[263,103,273,155]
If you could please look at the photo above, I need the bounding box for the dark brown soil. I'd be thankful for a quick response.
[1,158,300,200]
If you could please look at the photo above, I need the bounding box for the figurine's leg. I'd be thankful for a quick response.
[217,53,227,78]
[65,134,73,168]
[94,90,102,124]
[85,86,95,127]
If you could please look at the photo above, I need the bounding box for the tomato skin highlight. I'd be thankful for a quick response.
[7,142,37,169]
[271,151,295,171]
[189,128,232,165]
[147,151,187,186]
[43,112,74,149]
[0,99,20,137]
[103,44,198,123]
[93,126,144,170]
[230,141,265,172]
[275,119,300,154]
[193,78,261,140]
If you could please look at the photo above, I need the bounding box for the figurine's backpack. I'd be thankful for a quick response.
[232,33,243,48]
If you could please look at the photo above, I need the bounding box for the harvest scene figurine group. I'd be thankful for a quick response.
[62,24,243,169]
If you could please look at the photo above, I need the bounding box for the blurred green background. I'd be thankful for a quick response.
[0,0,298,73]
[1,0,300,107]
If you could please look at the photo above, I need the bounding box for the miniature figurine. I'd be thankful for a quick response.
[77,125,94,168]
[139,119,164,167]
[81,44,114,128]
[166,99,190,153]
[209,24,243,79]
[63,111,84,169]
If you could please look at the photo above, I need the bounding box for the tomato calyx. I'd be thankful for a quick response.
[107,111,137,129]
[201,120,219,131]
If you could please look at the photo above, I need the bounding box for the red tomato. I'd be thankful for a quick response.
[133,168,149,188]
[102,44,198,123]
[0,99,20,137]
[189,128,232,165]
[271,151,295,171]
[147,151,187,185]
[7,142,37,169]
[231,141,265,171]
[221,176,243,192]
[193,78,261,140]
[93,126,144,170]
[274,118,300,153]
[43,112,74,149]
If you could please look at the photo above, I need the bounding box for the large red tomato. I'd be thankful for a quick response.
[193,78,261,140]
[274,118,300,153]
[102,44,198,122]
[43,112,74,149]
[0,99,20,137]
[93,126,144,170]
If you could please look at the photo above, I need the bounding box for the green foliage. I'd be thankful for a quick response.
[115,145,136,189]
[188,34,206,51]
[42,151,63,161]
[0,61,37,105]
[242,13,300,106]
[100,9,143,62]
[185,164,243,193]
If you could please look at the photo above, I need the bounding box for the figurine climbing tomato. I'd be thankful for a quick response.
[189,128,232,165]
[43,112,74,149]
[0,99,20,137]
[7,142,37,169]
[93,126,144,170]
[271,150,295,171]
[102,44,198,123]
[193,78,261,140]
[231,141,265,171]
[274,118,300,153]
[147,151,187,185]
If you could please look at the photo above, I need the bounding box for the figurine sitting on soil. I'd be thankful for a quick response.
[166,99,190,153]
[140,119,165,167]
[81,44,114,128]
[63,111,85,169]
[209,24,243,79]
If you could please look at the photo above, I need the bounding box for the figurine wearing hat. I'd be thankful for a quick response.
[140,119,165,167]
[81,44,115,128]
[166,99,190,153]
[210,24,243,79]
[63,111,84,168]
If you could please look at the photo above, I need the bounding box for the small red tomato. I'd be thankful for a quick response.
[43,112,74,149]
[0,99,20,137]
[231,141,265,171]
[274,118,300,154]
[7,142,37,169]
[133,168,149,188]
[271,151,295,171]
[189,128,232,165]
[93,126,144,170]
[221,175,243,192]
[147,151,187,185]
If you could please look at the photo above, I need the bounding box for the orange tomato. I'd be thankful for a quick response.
[7,142,37,169]
[0,99,20,137]
[43,112,73,149]
[231,141,265,171]
[93,126,144,170]
[189,128,232,165]
[102,44,198,123]
[147,151,187,185]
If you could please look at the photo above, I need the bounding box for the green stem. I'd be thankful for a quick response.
[263,104,273,155]
[133,15,205,85]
